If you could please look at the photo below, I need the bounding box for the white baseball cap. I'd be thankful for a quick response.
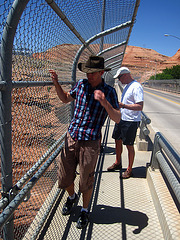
[113,67,130,78]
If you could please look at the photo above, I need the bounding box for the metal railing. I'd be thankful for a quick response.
[150,132,180,205]
[145,79,180,94]
[139,112,151,141]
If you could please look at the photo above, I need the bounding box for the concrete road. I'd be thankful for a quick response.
[143,87,180,154]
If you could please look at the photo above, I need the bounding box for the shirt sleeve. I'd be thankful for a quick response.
[133,84,144,103]
[69,81,79,99]
[109,88,120,109]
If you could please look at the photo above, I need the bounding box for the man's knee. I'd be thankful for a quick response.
[126,145,134,152]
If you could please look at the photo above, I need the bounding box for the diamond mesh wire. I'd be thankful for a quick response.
[0,0,138,239]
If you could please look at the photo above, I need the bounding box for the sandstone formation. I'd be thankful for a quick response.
[122,46,180,82]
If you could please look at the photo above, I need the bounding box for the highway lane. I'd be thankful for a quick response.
[143,87,180,154]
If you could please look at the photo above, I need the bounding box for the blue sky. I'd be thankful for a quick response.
[128,0,180,57]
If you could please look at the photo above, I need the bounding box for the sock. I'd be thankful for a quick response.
[69,193,76,200]
[81,207,88,213]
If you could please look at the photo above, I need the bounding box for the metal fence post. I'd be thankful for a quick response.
[99,0,106,52]
[0,0,29,239]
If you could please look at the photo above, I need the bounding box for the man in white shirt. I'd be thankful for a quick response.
[107,67,144,179]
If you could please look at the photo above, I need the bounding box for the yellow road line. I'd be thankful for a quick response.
[144,90,180,105]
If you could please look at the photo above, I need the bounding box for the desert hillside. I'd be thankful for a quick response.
[122,46,180,81]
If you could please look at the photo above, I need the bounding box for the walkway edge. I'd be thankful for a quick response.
[147,167,180,240]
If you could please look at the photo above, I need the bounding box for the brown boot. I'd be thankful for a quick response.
[107,163,122,171]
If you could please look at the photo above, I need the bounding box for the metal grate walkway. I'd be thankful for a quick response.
[36,119,164,240]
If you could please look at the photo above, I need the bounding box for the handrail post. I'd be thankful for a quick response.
[139,112,151,140]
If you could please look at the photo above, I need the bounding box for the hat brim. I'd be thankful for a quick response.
[113,73,120,78]
[78,63,111,73]
[113,68,130,78]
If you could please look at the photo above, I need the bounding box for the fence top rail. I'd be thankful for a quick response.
[0,80,74,90]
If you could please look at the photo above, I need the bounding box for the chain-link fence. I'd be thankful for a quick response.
[0,0,140,239]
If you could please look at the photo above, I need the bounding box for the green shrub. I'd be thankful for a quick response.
[149,65,180,80]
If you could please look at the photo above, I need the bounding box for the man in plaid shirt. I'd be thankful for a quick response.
[49,56,121,229]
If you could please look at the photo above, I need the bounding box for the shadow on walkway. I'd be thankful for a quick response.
[71,205,148,233]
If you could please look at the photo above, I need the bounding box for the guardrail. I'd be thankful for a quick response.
[150,132,180,205]
[144,79,180,94]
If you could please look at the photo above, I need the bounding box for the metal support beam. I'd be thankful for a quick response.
[125,0,141,45]
[97,41,127,56]
[104,52,124,62]
[45,0,95,56]
[111,62,122,70]
[106,59,123,67]
[11,80,73,88]
[99,0,106,52]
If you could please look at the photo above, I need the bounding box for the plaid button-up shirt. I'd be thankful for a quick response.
[68,79,119,141]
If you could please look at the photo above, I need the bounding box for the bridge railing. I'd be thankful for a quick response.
[144,79,180,94]
[150,132,180,206]
[139,112,151,141]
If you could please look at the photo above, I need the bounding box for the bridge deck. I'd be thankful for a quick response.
[38,119,164,240]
